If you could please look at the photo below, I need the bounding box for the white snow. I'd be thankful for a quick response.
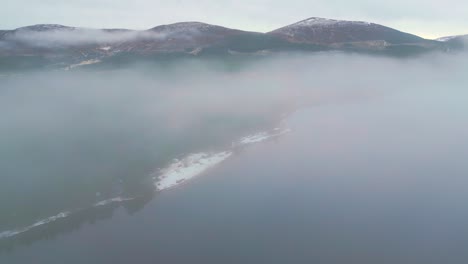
[274,18,374,38]
[0,211,71,239]
[153,127,291,191]
[99,46,112,51]
[155,151,232,191]
[435,35,459,42]
[94,197,134,207]
[0,230,20,239]
[238,132,271,144]
[0,196,136,240]
[189,47,203,55]
[294,17,372,27]
[237,128,292,146]
[66,59,101,70]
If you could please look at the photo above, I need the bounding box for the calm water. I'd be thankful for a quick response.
[1,78,468,263]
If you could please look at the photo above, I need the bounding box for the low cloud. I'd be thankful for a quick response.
[3,28,168,48]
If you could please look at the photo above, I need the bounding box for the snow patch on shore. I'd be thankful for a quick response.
[155,151,232,191]
[238,128,292,146]
[153,128,291,191]
[0,211,71,239]
[94,197,134,207]
[66,59,101,70]
[0,196,134,240]
[238,132,271,144]
[99,46,112,51]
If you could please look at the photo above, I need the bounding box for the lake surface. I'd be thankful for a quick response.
[1,77,468,263]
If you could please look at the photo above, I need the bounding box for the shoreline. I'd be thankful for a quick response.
[0,127,291,240]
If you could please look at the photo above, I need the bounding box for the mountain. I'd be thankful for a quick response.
[0,18,461,71]
[269,17,426,45]
[111,22,245,54]
[267,17,445,57]
[268,17,437,49]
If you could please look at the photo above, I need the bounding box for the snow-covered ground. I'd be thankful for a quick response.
[0,211,71,239]
[66,59,101,70]
[0,195,137,239]
[94,197,134,207]
[237,128,292,146]
[154,128,292,191]
[99,46,112,51]
[155,152,233,191]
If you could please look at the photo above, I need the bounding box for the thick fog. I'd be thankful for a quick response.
[0,51,467,232]
[0,28,171,49]
[0,25,226,50]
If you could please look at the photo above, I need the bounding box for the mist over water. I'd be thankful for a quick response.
[0,59,292,230]
[1,51,468,261]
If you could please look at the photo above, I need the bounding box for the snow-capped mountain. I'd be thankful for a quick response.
[268,17,427,45]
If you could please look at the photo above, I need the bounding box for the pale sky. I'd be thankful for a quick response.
[2,0,467,39]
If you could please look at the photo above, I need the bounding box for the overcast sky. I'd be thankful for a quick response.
[2,0,467,38]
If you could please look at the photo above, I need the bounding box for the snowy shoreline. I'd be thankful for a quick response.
[0,195,137,240]
[0,212,71,239]
[153,127,291,191]
[155,152,233,191]
[0,127,291,240]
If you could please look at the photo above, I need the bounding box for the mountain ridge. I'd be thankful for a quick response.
[268,17,428,44]
[0,18,465,71]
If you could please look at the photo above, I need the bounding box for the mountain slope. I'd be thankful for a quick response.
[268,17,427,45]
[114,22,260,53]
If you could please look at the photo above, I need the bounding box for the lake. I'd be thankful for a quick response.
[2,72,468,263]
